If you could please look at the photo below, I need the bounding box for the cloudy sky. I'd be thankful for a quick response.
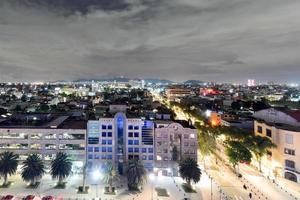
[0,0,300,83]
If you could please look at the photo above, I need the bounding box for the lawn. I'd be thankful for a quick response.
[181,183,197,193]
[155,187,169,197]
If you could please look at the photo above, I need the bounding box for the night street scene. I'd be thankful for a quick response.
[0,0,300,200]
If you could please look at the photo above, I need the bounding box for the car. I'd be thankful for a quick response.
[23,195,35,200]
[42,196,54,200]
[1,195,14,200]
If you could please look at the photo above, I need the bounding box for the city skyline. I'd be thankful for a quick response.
[0,0,300,83]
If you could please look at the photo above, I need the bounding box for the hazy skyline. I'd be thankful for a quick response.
[0,0,300,83]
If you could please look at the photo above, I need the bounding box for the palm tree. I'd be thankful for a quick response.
[21,154,45,186]
[103,162,119,193]
[50,152,72,186]
[179,158,201,188]
[0,151,19,186]
[126,159,147,191]
[245,135,276,172]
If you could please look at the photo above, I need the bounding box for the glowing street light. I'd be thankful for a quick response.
[148,173,155,200]
[93,170,102,180]
[92,170,102,198]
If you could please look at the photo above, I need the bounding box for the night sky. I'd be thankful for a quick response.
[0,0,300,83]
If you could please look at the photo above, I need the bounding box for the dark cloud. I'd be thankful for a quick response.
[0,0,300,83]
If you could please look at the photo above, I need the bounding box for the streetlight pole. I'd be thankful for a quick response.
[209,175,213,200]
[92,170,102,199]
[149,173,155,200]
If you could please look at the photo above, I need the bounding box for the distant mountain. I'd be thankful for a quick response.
[67,77,174,84]
[184,80,204,85]
[144,79,174,84]
[73,77,130,83]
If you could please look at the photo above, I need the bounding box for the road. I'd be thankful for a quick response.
[153,92,299,200]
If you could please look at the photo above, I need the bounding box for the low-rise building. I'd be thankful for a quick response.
[0,114,87,171]
[254,108,300,183]
[154,121,198,176]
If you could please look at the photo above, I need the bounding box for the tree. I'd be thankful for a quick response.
[21,95,27,102]
[21,154,45,186]
[225,141,252,174]
[126,159,147,191]
[245,135,276,172]
[103,162,119,193]
[253,101,269,111]
[50,152,72,186]
[231,101,242,110]
[179,158,201,188]
[197,126,216,168]
[15,104,22,112]
[0,151,19,186]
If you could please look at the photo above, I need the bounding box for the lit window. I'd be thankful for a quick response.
[148,148,153,153]
[88,147,93,152]
[190,134,195,139]
[284,148,295,156]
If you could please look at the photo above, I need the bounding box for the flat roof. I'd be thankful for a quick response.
[0,114,86,129]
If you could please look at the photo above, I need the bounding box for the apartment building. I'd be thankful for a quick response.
[154,121,198,175]
[0,114,87,171]
[254,108,300,183]
[87,113,155,174]
[87,114,198,176]
[165,88,192,102]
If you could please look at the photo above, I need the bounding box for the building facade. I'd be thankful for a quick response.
[254,108,300,183]
[87,113,154,174]
[0,115,87,171]
[154,121,198,176]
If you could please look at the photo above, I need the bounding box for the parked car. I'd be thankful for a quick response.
[1,195,14,200]
[23,195,35,200]
[42,196,54,200]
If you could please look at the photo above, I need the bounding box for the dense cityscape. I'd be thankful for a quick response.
[0,79,298,200]
[1,0,300,200]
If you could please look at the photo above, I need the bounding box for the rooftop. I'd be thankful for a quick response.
[0,113,86,129]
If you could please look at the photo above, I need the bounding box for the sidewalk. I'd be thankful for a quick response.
[239,163,297,200]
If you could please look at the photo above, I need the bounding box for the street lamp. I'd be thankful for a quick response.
[208,175,213,200]
[148,173,155,200]
[92,170,102,198]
